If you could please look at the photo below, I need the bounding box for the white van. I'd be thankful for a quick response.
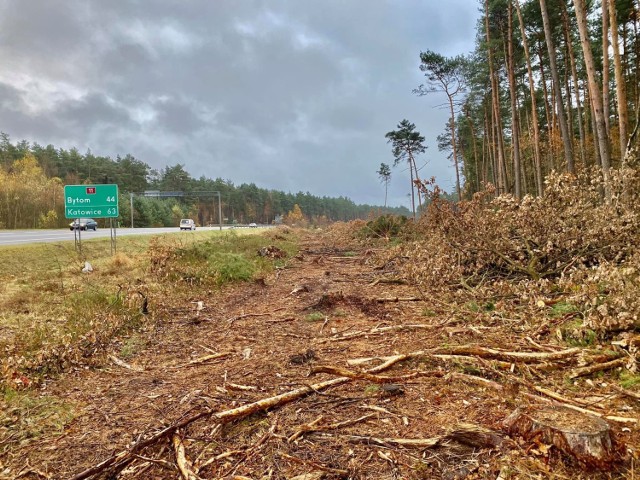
[180,219,196,231]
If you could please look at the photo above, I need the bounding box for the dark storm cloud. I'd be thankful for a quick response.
[57,94,131,129]
[0,82,24,111]
[0,0,480,207]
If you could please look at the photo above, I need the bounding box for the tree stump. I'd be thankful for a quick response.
[504,406,621,468]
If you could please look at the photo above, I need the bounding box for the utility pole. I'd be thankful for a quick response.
[217,192,222,231]
[130,193,134,228]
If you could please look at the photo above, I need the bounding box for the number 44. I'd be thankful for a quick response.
[106,196,116,202]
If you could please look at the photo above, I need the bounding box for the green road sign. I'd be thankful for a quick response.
[64,184,119,218]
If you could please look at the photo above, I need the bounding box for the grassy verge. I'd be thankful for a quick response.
[0,227,298,384]
[0,226,298,456]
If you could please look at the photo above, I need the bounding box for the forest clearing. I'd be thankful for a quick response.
[2,161,640,479]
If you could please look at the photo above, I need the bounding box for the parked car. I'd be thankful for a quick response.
[249,223,258,228]
[180,219,196,231]
[69,218,98,231]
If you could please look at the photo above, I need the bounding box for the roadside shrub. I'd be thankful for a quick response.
[208,252,255,284]
[38,210,59,228]
[149,232,295,286]
[360,214,409,241]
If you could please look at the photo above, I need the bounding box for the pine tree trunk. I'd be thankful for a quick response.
[483,105,492,187]
[448,99,462,200]
[573,0,612,199]
[409,154,422,212]
[409,157,416,219]
[515,0,543,196]
[485,0,507,195]
[560,2,587,167]
[587,90,602,168]
[537,47,555,172]
[507,1,522,198]
[539,0,575,174]
[465,105,481,193]
[608,0,629,157]
[602,0,611,136]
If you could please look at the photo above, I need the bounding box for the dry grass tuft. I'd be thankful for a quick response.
[110,252,134,269]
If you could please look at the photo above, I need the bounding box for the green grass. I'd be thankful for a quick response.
[160,230,298,286]
[465,301,495,312]
[304,312,326,322]
[558,318,597,346]
[550,301,579,317]
[1,386,75,455]
[619,371,640,389]
[364,384,380,395]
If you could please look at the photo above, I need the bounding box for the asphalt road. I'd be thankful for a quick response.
[0,226,236,246]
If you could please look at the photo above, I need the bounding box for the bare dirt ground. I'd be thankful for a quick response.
[2,231,639,479]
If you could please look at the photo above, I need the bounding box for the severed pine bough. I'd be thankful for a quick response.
[69,345,636,479]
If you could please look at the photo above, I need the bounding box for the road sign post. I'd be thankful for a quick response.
[64,184,119,219]
[64,184,119,253]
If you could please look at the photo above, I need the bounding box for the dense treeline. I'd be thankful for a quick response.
[422,0,639,198]
[0,133,409,229]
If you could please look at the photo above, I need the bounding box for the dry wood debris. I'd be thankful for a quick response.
[3,229,640,479]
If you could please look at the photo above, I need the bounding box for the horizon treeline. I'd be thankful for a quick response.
[0,133,410,229]
[424,0,639,199]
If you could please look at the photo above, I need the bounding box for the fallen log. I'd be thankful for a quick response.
[368,277,408,286]
[108,355,144,372]
[504,406,621,468]
[346,345,581,366]
[169,352,231,369]
[435,345,582,363]
[611,384,640,402]
[568,357,629,379]
[322,323,447,343]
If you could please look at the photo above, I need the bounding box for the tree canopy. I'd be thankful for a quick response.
[0,134,409,229]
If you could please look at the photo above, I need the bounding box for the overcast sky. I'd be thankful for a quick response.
[0,1,480,208]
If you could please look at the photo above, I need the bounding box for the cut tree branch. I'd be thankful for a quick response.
[68,354,402,480]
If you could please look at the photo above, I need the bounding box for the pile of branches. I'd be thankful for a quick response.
[382,164,640,333]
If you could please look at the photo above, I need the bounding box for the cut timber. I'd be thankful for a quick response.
[346,345,581,366]
[435,345,581,363]
[172,434,200,480]
[505,406,620,467]
[323,323,446,343]
[568,357,628,379]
